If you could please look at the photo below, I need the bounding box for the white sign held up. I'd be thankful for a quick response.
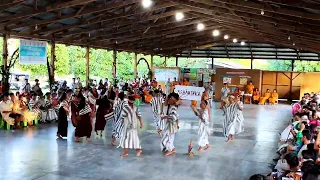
[174,85,205,101]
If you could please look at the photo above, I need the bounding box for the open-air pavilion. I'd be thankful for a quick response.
[0,1,320,180]
[0,0,319,85]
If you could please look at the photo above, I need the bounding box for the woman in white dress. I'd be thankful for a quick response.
[191,100,210,151]
[222,95,244,142]
[165,78,172,96]
[119,95,143,157]
[111,92,127,146]
[220,83,230,108]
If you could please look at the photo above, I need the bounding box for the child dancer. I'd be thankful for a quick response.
[119,95,143,157]
[161,92,180,156]
[191,100,210,151]
[111,92,127,146]
[44,92,58,122]
[150,90,165,136]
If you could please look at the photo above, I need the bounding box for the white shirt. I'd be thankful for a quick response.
[297,143,309,159]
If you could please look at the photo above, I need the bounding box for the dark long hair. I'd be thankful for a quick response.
[77,92,86,110]
[59,92,67,103]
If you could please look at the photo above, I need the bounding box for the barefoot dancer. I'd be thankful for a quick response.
[74,93,92,142]
[57,90,72,139]
[111,92,127,146]
[191,100,210,151]
[94,93,114,137]
[119,95,143,157]
[222,95,244,142]
[161,92,180,156]
[150,89,165,136]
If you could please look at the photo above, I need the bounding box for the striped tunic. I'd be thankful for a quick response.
[150,96,165,130]
[112,100,128,139]
[223,101,244,137]
[119,105,142,149]
[43,99,58,121]
[161,105,179,152]
[29,99,41,116]
[79,103,92,116]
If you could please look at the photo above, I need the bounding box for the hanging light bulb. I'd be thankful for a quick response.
[224,35,229,40]
[175,12,184,21]
[233,38,238,43]
[142,0,152,8]
[212,29,220,37]
[288,36,291,40]
[261,9,264,15]
[293,43,295,46]
[240,41,245,46]
[197,23,205,31]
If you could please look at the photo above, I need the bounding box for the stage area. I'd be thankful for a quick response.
[0,102,291,180]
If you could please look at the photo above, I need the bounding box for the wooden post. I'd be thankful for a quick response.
[250,59,253,69]
[50,41,55,88]
[113,49,117,78]
[150,55,153,69]
[211,57,214,69]
[175,56,178,67]
[85,46,89,86]
[164,56,167,67]
[249,42,253,69]
[134,53,137,79]
[2,34,8,93]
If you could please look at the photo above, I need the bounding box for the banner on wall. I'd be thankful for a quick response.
[154,68,179,82]
[240,77,248,85]
[19,39,47,64]
[174,85,205,101]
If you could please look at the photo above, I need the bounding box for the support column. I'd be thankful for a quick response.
[150,55,153,69]
[211,57,214,69]
[113,49,117,79]
[49,41,55,89]
[175,56,178,67]
[291,60,294,72]
[134,53,137,79]
[2,34,8,93]
[250,59,253,69]
[85,46,90,86]
[164,56,167,67]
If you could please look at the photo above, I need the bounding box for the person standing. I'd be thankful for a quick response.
[222,95,244,142]
[221,83,230,108]
[111,92,127,146]
[119,95,143,157]
[24,79,31,94]
[94,94,114,137]
[171,77,179,93]
[150,90,165,136]
[191,100,210,151]
[165,78,172,96]
[208,82,215,107]
[75,93,92,142]
[71,78,76,91]
[161,92,180,156]
[57,90,72,139]
[76,77,82,89]
[104,78,109,89]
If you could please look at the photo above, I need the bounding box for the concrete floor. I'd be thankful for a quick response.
[0,102,291,180]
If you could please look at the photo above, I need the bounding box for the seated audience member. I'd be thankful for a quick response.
[259,89,271,105]
[269,89,278,105]
[300,150,316,173]
[252,88,260,104]
[182,78,189,86]
[0,93,22,129]
[233,86,241,97]
[302,164,320,180]
[9,93,15,103]
[245,81,254,103]
[29,93,41,118]
[274,153,301,179]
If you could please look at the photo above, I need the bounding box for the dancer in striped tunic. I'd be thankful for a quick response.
[222,95,244,142]
[111,92,127,146]
[57,90,72,139]
[191,100,211,151]
[119,95,143,157]
[150,90,165,135]
[75,93,92,142]
[161,92,180,156]
[44,92,58,122]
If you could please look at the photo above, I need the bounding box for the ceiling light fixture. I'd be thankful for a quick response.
[288,36,291,40]
[293,43,295,46]
[197,23,205,31]
[261,9,264,15]
[233,38,238,43]
[224,35,229,40]
[240,41,245,46]
[212,29,220,37]
[175,12,184,21]
[142,0,152,8]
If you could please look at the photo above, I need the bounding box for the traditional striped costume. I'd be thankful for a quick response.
[150,95,165,131]
[119,105,142,149]
[112,100,128,140]
[29,99,41,118]
[161,105,179,152]
[223,101,244,137]
[195,109,210,147]
[43,99,58,122]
